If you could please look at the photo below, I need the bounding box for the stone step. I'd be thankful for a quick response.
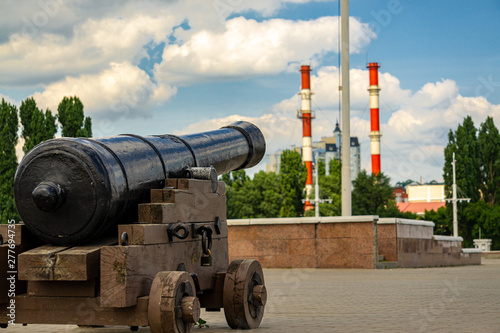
[377,261,398,269]
[378,255,385,262]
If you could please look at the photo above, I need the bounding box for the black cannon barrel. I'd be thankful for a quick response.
[14,121,265,245]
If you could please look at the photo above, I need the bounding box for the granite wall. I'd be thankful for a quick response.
[398,237,482,267]
[481,251,500,259]
[227,216,378,269]
[378,218,481,267]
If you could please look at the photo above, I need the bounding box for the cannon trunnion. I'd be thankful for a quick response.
[14,121,265,245]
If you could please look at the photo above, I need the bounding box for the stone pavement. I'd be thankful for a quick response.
[3,259,500,332]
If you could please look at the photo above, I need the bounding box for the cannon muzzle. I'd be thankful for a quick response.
[14,121,265,245]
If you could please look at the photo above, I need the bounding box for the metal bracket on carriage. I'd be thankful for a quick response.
[195,226,213,250]
[214,216,222,234]
[167,224,190,242]
[191,224,213,238]
[191,224,213,266]
[119,231,129,246]
[190,273,202,293]
[182,166,218,193]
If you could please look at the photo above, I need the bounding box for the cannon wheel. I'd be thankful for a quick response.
[223,259,267,329]
[148,271,200,333]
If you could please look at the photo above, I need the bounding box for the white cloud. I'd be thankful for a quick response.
[374,79,500,183]
[199,0,331,22]
[273,66,411,116]
[0,93,17,105]
[32,62,176,119]
[411,79,459,109]
[0,0,338,87]
[4,0,497,186]
[174,113,302,156]
[0,0,79,43]
[176,67,500,184]
[15,138,24,163]
[155,16,375,84]
[0,1,376,121]
[0,10,179,86]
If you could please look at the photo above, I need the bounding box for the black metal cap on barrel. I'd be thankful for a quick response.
[222,121,266,170]
[14,139,122,245]
[14,122,266,245]
[32,182,65,212]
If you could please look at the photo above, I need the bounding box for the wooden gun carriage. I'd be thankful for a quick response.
[0,122,267,332]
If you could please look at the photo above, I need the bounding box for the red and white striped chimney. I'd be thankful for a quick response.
[298,65,314,209]
[367,62,382,175]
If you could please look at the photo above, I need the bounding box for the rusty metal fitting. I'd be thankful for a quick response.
[119,232,128,246]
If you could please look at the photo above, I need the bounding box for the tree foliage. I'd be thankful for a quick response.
[0,99,19,222]
[224,170,253,219]
[439,116,500,248]
[279,150,307,217]
[423,206,450,235]
[350,170,416,218]
[352,170,393,215]
[225,151,417,220]
[58,96,92,137]
[477,116,500,206]
[20,97,57,153]
[442,116,480,245]
[463,200,500,250]
[444,116,481,203]
[223,150,306,219]
[0,95,92,223]
[254,171,282,217]
[311,158,342,216]
[224,170,281,219]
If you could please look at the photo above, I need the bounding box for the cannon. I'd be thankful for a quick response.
[1,121,267,332]
[14,121,265,245]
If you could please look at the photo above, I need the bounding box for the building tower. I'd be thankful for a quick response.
[367,62,382,175]
[298,65,314,209]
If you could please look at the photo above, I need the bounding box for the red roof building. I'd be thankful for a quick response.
[396,202,445,216]
[393,187,408,203]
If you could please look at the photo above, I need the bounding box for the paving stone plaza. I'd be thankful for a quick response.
[3,259,499,332]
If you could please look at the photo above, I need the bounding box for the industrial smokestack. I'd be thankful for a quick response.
[367,62,382,175]
[298,65,314,210]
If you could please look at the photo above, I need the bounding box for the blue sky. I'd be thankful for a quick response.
[1,0,499,185]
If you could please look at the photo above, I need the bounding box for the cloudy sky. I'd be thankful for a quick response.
[1,0,499,184]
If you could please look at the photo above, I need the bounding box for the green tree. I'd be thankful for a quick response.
[443,116,481,203]
[224,170,253,219]
[19,97,57,153]
[279,150,307,217]
[221,173,232,187]
[313,159,342,216]
[477,116,500,206]
[352,170,393,215]
[443,116,482,246]
[464,201,500,250]
[252,171,281,218]
[423,206,451,235]
[0,99,19,222]
[58,96,92,137]
[440,116,500,247]
[223,170,282,219]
